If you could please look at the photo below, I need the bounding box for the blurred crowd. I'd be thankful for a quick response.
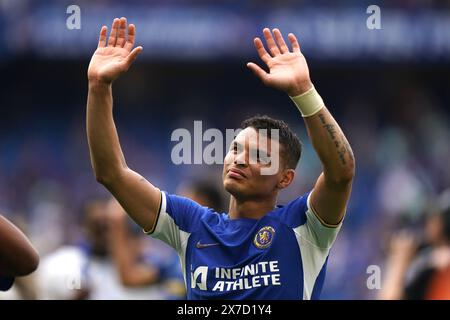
[2,0,450,9]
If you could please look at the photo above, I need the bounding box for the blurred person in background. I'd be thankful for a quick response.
[379,189,450,300]
[176,180,225,212]
[107,199,185,298]
[36,197,184,299]
[0,215,39,293]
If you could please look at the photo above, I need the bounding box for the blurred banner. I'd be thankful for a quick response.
[1,4,450,61]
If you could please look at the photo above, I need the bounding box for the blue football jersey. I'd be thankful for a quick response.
[148,191,341,300]
[0,275,14,291]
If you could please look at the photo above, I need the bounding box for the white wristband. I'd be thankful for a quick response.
[290,86,325,117]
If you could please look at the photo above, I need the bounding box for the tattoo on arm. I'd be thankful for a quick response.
[318,113,326,124]
[318,112,354,166]
[337,142,347,165]
[324,124,337,140]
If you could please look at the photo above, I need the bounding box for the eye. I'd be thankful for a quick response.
[232,142,238,154]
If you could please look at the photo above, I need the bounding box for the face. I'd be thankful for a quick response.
[84,201,109,256]
[222,127,294,201]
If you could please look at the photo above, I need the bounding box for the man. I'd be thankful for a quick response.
[0,215,39,291]
[86,17,355,299]
[380,190,450,300]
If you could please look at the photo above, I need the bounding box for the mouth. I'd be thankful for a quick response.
[227,167,247,180]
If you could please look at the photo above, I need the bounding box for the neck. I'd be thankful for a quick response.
[228,195,277,220]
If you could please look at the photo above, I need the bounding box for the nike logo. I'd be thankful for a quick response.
[196,241,220,249]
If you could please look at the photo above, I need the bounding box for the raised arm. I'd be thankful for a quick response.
[87,17,160,232]
[247,28,355,225]
[0,215,39,277]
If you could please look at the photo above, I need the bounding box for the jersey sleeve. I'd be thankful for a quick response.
[146,191,211,253]
[280,191,342,249]
[279,191,343,299]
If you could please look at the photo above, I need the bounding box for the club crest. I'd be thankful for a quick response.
[253,226,275,249]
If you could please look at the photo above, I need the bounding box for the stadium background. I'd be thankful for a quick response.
[0,0,449,299]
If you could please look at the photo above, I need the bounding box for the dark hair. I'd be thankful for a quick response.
[191,180,224,212]
[241,115,302,169]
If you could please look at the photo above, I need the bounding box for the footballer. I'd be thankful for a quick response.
[86,17,355,299]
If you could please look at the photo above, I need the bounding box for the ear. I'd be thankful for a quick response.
[277,169,295,189]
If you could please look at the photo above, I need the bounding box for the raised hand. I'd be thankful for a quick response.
[247,28,312,97]
[88,17,143,84]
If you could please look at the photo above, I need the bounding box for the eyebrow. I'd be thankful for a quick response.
[233,140,271,156]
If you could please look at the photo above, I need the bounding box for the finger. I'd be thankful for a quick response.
[115,17,127,48]
[124,24,136,51]
[254,38,271,64]
[107,18,120,47]
[124,46,143,67]
[288,33,301,53]
[272,28,289,53]
[246,62,269,84]
[97,26,107,48]
[263,28,280,56]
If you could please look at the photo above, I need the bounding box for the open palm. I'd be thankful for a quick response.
[88,17,143,84]
[247,28,312,97]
